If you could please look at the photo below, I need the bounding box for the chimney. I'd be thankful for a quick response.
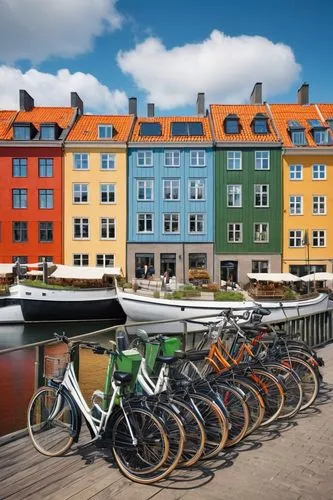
[250,82,262,104]
[147,103,155,117]
[128,97,137,116]
[196,92,205,116]
[19,89,34,111]
[297,83,309,105]
[71,92,84,115]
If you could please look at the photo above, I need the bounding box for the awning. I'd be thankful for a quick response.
[247,272,300,282]
[50,264,121,280]
[301,272,333,282]
[0,264,14,276]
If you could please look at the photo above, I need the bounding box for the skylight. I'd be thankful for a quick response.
[171,122,203,136]
[139,122,162,136]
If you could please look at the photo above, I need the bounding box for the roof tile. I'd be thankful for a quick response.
[67,115,134,142]
[130,116,212,143]
[0,111,17,140]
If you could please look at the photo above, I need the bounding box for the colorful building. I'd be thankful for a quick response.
[126,96,214,282]
[210,85,282,285]
[64,113,134,273]
[0,90,79,264]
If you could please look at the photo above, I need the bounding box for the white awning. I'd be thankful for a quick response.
[26,270,43,276]
[247,272,300,282]
[301,272,333,282]
[50,264,121,280]
[0,264,14,276]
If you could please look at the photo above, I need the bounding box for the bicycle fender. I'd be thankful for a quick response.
[48,380,82,442]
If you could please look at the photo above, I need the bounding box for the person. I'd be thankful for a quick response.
[135,266,144,279]
[144,264,148,279]
[163,269,170,285]
[147,265,155,278]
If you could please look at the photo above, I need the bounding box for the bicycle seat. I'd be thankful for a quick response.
[253,307,271,316]
[113,371,132,384]
[156,356,178,365]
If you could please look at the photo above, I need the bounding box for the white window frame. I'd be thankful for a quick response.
[163,213,180,234]
[253,223,269,243]
[314,130,328,145]
[188,179,205,200]
[291,130,306,146]
[227,151,242,170]
[312,164,326,180]
[164,150,180,167]
[163,179,180,200]
[188,213,205,234]
[254,184,269,207]
[190,150,206,167]
[98,124,113,139]
[100,183,116,204]
[137,179,154,201]
[96,254,115,267]
[100,217,116,240]
[73,254,89,266]
[289,165,303,180]
[255,151,270,170]
[73,183,88,204]
[289,195,303,215]
[288,230,304,248]
[100,153,116,170]
[73,218,89,240]
[73,153,89,170]
[312,229,326,247]
[227,223,243,243]
[137,213,153,233]
[227,185,242,207]
[312,195,326,215]
[137,151,153,167]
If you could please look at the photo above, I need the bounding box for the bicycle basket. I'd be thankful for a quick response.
[44,354,68,380]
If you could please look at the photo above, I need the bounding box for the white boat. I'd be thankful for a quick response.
[0,300,24,324]
[117,288,332,334]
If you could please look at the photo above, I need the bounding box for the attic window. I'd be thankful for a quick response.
[224,114,239,134]
[288,120,306,146]
[40,123,56,140]
[98,125,113,139]
[307,119,330,145]
[139,122,162,136]
[327,118,333,131]
[253,113,268,134]
[13,123,31,140]
[171,122,203,136]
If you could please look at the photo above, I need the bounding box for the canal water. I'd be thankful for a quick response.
[0,320,120,437]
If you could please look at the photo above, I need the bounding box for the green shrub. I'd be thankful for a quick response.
[21,279,75,290]
[164,290,184,300]
[283,288,297,300]
[153,290,160,298]
[121,281,133,289]
[214,291,244,302]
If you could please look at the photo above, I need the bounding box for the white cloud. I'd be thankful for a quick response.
[0,0,123,63]
[117,30,301,109]
[0,66,127,113]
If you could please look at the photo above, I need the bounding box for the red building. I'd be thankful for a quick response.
[0,90,82,264]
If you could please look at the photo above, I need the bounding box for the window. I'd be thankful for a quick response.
[100,218,115,239]
[100,184,115,203]
[96,254,115,267]
[137,180,154,201]
[313,195,326,215]
[289,195,303,215]
[289,230,303,247]
[255,151,270,170]
[137,213,153,233]
[73,153,89,170]
[139,123,161,136]
[189,253,207,269]
[314,129,328,145]
[164,150,180,167]
[254,223,269,242]
[252,260,269,273]
[73,254,89,266]
[254,184,269,207]
[290,264,326,277]
[13,221,27,242]
[38,256,53,263]
[224,115,239,134]
[39,158,53,177]
[312,230,326,247]
[291,130,306,146]
[163,179,179,200]
[228,223,242,243]
[312,164,326,180]
[188,179,205,200]
[73,218,89,239]
[73,184,88,203]
[253,117,268,134]
[171,122,203,136]
[39,222,53,242]
[100,153,115,170]
[289,165,303,180]
[39,189,53,209]
[190,150,206,167]
[13,158,27,177]
[163,213,179,233]
[13,124,30,140]
[12,256,28,264]
[12,189,27,208]
[40,125,56,140]
[227,151,242,170]
[227,185,242,207]
[98,125,112,139]
[137,151,153,167]
[189,214,204,233]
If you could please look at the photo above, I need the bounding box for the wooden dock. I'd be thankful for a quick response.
[1,343,333,500]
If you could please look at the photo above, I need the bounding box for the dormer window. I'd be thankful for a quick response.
[288,120,306,146]
[307,120,329,145]
[98,125,113,139]
[13,123,31,140]
[327,118,333,131]
[224,114,240,134]
[40,123,56,140]
[253,113,268,134]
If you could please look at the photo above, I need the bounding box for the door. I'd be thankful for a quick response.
[135,253,154,278]
[220,261,238,283]
[160,253,176,278]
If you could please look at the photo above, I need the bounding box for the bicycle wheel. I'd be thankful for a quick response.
[280,356,319,410]
[27,386,74,457]
[230,377,265,435]
[247,369,285,426]
[112,407,171,484]
[263,362,303,419]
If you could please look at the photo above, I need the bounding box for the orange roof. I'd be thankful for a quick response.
[3,107,75,140]
[317,104,333,123]
[67,115,134,142]
[0,111,17,139]
[269,104,327,148]
[210,104,279,143]
[130,116,212,143]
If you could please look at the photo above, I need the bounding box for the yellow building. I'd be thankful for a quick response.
[270,100,333,275]
[64,115,134,273]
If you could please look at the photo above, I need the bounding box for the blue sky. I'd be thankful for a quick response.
[0,0,331,115]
